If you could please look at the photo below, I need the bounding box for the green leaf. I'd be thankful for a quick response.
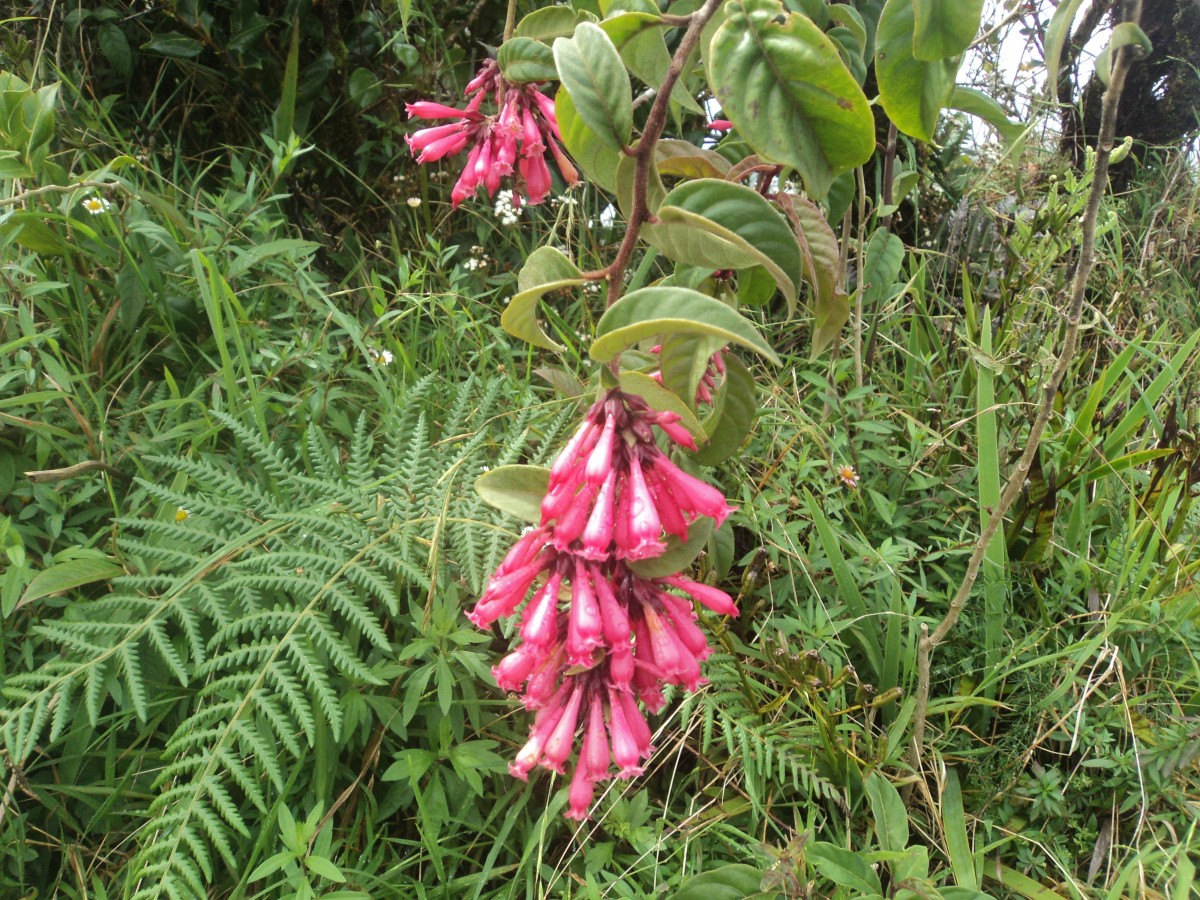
[347,67,382,108]
[498,37,559,83]
[912,0,984,61]
[601,7,704,113]
[671,863,765,899]
[516,6,593,41]
[651,179,803,312]
[654,139,731,179]
[864,771,909,854]
[707,0,874,199]
[777,193,845,355]
[875,0,960,141]
[659,332,725,412]
[618,370,707,440]
[737,265,777,307]
[591,287,780,366]
[862,228,904,310]
[942,768,980,891]
[0,213,69,256]
[474,466,550,523]
[627,517,713,578]
[695,353,757,466]
[98,23,132,78]
[305,854,346,882]
[501,246,585,351]
[948,87,1024,143]
[806,842,883,894]
[20,557,124,607]
[555,86,621,193]
[1044,0,1090,96]
[1094,22,1152,86]
[553,22,632,151]
[140,32,204,59]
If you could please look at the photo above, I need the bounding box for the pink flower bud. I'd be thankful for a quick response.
[619,454,666,561]
[579,469,617,560]
[582,697,611,781]
[664,575,739,618]
[592,567,630,646]
[467,556,547,627]
[551,421,598,482]
[540,682,585,774]
[708,119,733,131]
[547,137,579,185]
[658,594,712,662]
[519,152,553,206]
[406,101,472,120]
[564,758,595,820]
[551,481,598,549]
[450,141,486,207]
[524,643,567,709]
[645,466,689,541]
[510,688,569,779]
[530,90,562,140]
[585,416,617,485]
[520,573,563,646]
[652,413,698,451]
[651,457,736,527]
[566,562,604,667]
[606,688,645,778]
[520,108,546,157]
[617,689,654,756]
[492,643,540,692]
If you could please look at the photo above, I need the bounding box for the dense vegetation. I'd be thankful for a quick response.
[1,1,1197,897]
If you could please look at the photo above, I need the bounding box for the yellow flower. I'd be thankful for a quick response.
[175,507,190,521]
[81,196,112,215]
[836,465,859,489]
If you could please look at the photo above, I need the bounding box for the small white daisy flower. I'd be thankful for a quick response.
[81,196,113,215]
[406,197,422,208]
[368,348,394,367]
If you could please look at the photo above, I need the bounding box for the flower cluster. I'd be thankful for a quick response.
[469,390,738,819]
[406,59,579,208]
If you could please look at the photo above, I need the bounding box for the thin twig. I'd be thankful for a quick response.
[910,0,1145,767]
[604,0,723,310]
[0,180,116,208]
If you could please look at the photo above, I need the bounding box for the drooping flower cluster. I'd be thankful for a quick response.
[406,59,579,208]
[469,390,739,819]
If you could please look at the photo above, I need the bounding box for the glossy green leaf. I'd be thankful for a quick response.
[695,353,757,465]
[627,517,713,578]
[98,22,132,78]
[618,371,706,439]
[707,0,874,199]
[498,37,559,83]
[501,246,585,351]
[670,863,765,899]
[865,771,909,854]
[948,87,1024,143]
[140,32,204,58]
[553,23,632,151]
[651,179,803,311]
[875,0,960,141]
[515,6,593,40]
[806,842,883,894]
[20,557,124,607]
[591,287,780,366]
[912,0,984,61]
[829,4,867,48]
[475,465,550,523]
[555,87,621,192]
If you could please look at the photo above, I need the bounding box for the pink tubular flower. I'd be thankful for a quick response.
[405,59,578,208]
[708,118,734,131]
[468,387,743,820]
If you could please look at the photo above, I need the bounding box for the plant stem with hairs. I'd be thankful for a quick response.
[909,0,1145,767]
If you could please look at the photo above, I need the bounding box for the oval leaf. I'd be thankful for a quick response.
[658,332,726,413]
[671,863,766,900]
[618,370,707,440]
[912,0,984,61]
[948,87,1024,143]
[555,87,621,193]
[475,466,550,523]
[707,0,874,199]
[652,180,801,314]
[20,557,124,607]
[553,22,632,151]
[516,6,593,41]
[498,37,559,83]
[501,247,585,351]
[875,0,961,141]
[591,287,780,366]
[695,353,757,465]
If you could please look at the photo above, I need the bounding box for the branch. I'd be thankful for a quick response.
[604,0,723,309]
[0,180,116,208]
[910,0,1145,766]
